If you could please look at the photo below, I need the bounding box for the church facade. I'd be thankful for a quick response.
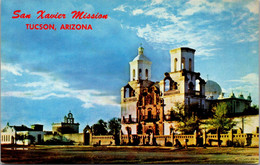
[121,47,207,136]
[121,47,254,136]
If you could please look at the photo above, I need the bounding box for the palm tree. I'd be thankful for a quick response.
[207,103,236,147]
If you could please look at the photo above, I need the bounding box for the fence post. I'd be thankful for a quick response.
[89,132,93,145]
[202,128,207,146]
[119,130,122,145]
[228,129,233,144]
[194,130,197,146]
[171,132,174,146]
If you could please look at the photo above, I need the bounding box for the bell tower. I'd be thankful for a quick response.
[170,47,195,72]
[129,46,152,81]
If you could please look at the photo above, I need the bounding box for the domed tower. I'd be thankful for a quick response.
[121,46,159,136]
[129,46,152,81]
[205,80,222,99]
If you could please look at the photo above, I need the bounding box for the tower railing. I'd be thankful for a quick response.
[164,90,180,96]
[122,117,138,124]
[140,115,160,122]
[123,97,137,102]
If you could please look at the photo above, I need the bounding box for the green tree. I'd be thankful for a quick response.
[16,134,26,145]
[92,119,108,135]
[108,118,121,145]
[207,103,236,147]
[16,134,36,145]
[174,102,185,116]
[178,116,200,134]
[244,104,259,115]
[57,126,76,134]
[28,135,36,144]
[173,102,200,134]
[108,118,121,135]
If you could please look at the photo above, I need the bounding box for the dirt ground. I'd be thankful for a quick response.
[1,145,259,164]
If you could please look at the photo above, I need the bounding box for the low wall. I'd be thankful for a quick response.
[154,135,171,146]
[120,131,259,147]
[207,134,231,146]
[120,134,194,146]
[206,132,259,147]
[251,134,259,147]
[63,133,84,144]
[173,134,196,146]
[44,133,84,144]
[91,135,115,145]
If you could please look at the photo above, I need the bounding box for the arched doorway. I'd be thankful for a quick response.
[83,125,91,145]
[146,128,153,135]
[126,127,132,135]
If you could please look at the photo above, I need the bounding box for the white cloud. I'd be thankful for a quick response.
[113,4,127,12]
[226,73,259,104]
[230,9,259,43]
[246,1,259,14]
[145,7,179,23]
[222,0,239,2]
[2,63,119,109]
[82,4,95,13]
[151,0,164,5]
[132,9,144,15]
[1,63,23,76]
[181,0,225,16]
[2,91,71,100]
[228,73,259,85]
[135,23,220,57]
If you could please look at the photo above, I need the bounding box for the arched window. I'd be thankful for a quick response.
[138,69,142,79]
[68,113,73,118]
[147,108,152,119]
[130,90,134,97]
[174,58,178,71]
[126,127,132,135]
[189,58,192,71]
[181,57,185,70]
[133,69,136,80]
[165,79,170,91]
[188,82,194,91]
[125,88,130,98]
[196,79,200,91]
[145,69,148,80]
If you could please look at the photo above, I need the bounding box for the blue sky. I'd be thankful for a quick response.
[1,0,259,131]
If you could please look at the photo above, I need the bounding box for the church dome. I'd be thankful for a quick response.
[132,46,151,62]
[133,54,151,61]
[205,80,222,99]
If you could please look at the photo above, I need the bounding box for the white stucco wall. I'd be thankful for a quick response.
[130,60,151,81]
[164,121,179,135]
[1,131,15,145]
[121,102,137,119]
[170,48,194,72]
[232,115,259,133]
[121,124,137,135]
[163,95,185,114]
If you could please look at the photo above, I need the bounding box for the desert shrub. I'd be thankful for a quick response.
[44,137,74,145]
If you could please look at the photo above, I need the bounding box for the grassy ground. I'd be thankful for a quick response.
[1,145,259,164]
